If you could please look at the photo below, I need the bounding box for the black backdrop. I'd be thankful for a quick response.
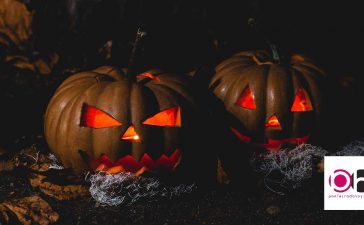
[30,0,364,74]
[1,0,364,148]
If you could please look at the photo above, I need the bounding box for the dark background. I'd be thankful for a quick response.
[1,0,364,149]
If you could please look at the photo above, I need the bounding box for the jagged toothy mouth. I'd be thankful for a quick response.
[230,127,309,151]
[80,149,181,176]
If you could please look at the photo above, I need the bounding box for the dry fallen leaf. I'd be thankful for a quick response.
[5,53,59,75]
[13,145,49,171]
[216,158,230,185]
[1,145,66,173]
[30,174,89,201]
[0,0,59,75]
[33,54,59,75]
[0,0,33,49]
[0,195,59,225]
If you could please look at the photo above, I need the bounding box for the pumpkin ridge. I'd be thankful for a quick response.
[51,76,106,108]
[130,75,189,161]
[292,62,326,76]
[265,64,291,138]
[226,66,266,106]
[148,80,195,106]
[287,68,297,136]
[148,84,189,109]
[217,63,256,78]
[61,83,109,167]
[92,82,127,124]
[129,83,148,161]
[53,81,109,169]
[209,71,237,92]
[93,66,126,80]
[212,61,261,88]
[93,66,116,75]
[152,73,189,86]
[216,56,254,72]
[54,87,89,168]
[215,56,255,72]
[292,64,325,79]
[142,85,187,157]
[211,66,254,100]
[90,82,121,161]
[48,82,94,141]
[58,72,100,89]
[291,67,322,117]
[64,96,90,169]
[47,81,95,115]
[257,64,270,138]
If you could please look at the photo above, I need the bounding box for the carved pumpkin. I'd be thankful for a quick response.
[44,66,208,178]
[209,50,325,151]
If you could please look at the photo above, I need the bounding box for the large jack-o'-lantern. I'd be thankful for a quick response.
[209,50,326,152]
[44,29,214,180]
[44,66,208,177]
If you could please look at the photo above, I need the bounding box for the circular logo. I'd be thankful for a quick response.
[329,169,352,192]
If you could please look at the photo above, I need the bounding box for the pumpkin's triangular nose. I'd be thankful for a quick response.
[121,125,140,142]
[265,115,282,129]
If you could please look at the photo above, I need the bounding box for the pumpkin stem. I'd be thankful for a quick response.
[248,18,281,63]
[127,27,147,80]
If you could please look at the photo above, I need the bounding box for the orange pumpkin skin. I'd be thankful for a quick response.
[44,66,208,177]
[209,50,326,151]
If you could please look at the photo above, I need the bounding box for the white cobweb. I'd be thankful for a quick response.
[252,140,364,194]
[88,171,195,206]
[335,140,364,156]
[47,153,64,170]
[251,144,328,194]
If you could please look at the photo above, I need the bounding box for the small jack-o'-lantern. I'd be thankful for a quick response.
[209,50,325,152]
[44,66,207,178]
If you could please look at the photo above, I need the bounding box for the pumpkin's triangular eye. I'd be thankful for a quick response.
[291,88,313,112]
[142,106,181,127]
[236,85,256,109]
[81,105,122,128]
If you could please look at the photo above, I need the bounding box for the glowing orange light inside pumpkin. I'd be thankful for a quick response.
[142,106,181,127]
[266,115,281,128]
[81,105,122,128]
[291,54,305,64]
[121,125,140,142]
[291,88,313,112]
[236,86,256,109]
[136,72,160,82]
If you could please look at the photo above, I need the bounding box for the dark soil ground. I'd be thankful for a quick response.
[0,137,363,225]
